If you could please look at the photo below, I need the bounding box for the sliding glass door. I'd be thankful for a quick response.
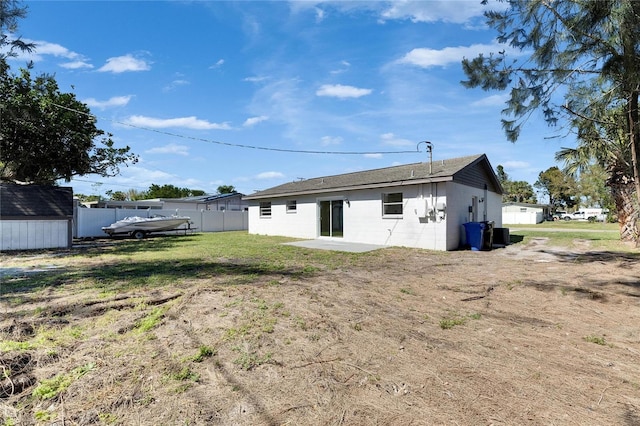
[319,200,343,237]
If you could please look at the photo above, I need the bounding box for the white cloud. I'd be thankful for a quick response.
[380,133,414,147]
[163,79,190,92]
[320,136,343,146]
[83,95,132,109]
[471,94,509,107]
[7,39,93,67]
[32,40,74,57]
[244,76,269,83]
[364,153,383,159]
[288,1,507,25]
[243,116,269,127]
[60,61,93,70]
[256,171,285,179]
[380,1,505,24]
[98,54,151,73]
[114,166,176,186]
[397,44,486,68]
[502,160,530,170]
[316,84,372,99]
[397,41,523,69]
[123,115,232,130]
[314,7,325,23]
[145,143,190,156]
[209,59,225,69]
[330,60,351,75]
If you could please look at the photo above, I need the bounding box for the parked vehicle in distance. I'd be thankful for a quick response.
[552,211,567,221]
[559,209,607,222]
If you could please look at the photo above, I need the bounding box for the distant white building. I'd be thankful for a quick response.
[502,202,551,224]
[244,154,503,251]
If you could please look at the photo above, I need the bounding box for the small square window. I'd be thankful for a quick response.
[259,202,272,217]
[382,192,403,216]
[286,200,297,213]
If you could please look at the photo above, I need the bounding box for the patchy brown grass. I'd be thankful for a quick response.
[1,233,639,425]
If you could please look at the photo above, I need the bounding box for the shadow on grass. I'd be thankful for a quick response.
[509,234,525,244]
[539,249,640,268]
[0,256,316,297]
[72,234,200,258]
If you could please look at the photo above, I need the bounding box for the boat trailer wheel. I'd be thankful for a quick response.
[132,230,146,240]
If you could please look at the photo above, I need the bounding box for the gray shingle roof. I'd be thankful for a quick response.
[245,153,499,200]
[1,184,73,217]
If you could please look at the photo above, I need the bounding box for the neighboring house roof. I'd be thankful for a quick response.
[245,154,502,200]
[1,184,73,217]
[169,192,245,203]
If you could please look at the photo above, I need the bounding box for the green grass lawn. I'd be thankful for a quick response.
[504,221,633,251]
[1,232,379,296]
[504,220,619,231]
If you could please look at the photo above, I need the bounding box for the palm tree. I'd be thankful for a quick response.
[556,102,639,243]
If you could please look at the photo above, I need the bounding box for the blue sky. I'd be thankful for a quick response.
[11,1,573,199]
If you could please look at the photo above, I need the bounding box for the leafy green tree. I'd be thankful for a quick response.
[217,185,236,194]
[105,190,128,201]
[461,0,640,243]
[0,2,136,185]
[575,163,613,210]
[496,165,536,203]
[0,64,138,184]
[534,167,577,210]
[496,165,508,186]
[74,193,101,203]
[146,184,205,199]
[126,188,148,201]
[503,180,536,204]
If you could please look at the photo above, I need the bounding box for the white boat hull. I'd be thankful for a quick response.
[102,216,192,237]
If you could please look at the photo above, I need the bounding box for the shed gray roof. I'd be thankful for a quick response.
[1,184,73,217]
[244,153,502,200]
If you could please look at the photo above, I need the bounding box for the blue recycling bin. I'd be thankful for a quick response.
[463,222,485,251]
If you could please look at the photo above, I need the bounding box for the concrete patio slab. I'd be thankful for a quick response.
[283,239,387,253]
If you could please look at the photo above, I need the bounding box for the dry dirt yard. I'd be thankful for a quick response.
[1,236,639,425]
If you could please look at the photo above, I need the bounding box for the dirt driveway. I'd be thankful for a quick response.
[1,237,639,425]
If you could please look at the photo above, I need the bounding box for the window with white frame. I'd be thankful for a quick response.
[259,201,272,217]
[286,200,297,213]
[382,192,403,216]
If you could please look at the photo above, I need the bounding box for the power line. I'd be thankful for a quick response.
[51,102,422,156]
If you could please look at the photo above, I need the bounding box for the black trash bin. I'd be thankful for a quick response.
[481,221,494,250]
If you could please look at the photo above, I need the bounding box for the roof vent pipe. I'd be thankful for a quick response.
[417,141,433,174]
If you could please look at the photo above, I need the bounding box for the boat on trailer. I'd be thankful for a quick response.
[102,215,192,239]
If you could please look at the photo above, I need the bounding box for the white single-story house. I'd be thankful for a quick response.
[502,202,551,224]
[1,184,74,250]
[244,154,503,251]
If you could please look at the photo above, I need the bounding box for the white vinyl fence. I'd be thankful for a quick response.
[74,208,248,238]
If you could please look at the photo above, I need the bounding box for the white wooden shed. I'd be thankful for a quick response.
[244,154,503,251]
[1,184,74,250]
